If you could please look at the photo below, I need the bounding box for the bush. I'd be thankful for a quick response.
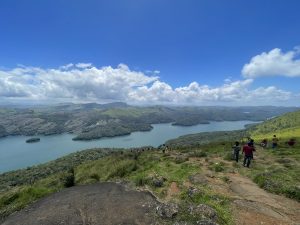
[284,186,300,201]
[64,173,75,188]
[134,173,151,186]
[223,152,233,161]
[89,173,100,181]
[209,162,225,172]
[189,150,207,158]
[107,160,137,179]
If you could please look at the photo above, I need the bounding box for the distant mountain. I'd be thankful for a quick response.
[0,104,299,140]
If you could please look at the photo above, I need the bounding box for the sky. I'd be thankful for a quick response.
[0,0,300,106]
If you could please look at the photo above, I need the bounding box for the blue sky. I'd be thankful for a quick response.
[0,0,300,106]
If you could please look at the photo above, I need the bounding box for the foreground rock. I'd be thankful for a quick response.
[1,183,160,225]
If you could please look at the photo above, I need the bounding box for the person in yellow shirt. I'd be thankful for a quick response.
[272,135,279,149]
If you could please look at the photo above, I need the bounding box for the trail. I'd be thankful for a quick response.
[192,151,300,225]
[229,173,300,225]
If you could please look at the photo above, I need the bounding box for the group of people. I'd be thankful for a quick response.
[232,139,255,168]
[260,135,296,148]
[260,135,279,148]
[232,134,297,168]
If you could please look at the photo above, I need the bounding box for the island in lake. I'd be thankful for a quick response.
[26,138,40,143]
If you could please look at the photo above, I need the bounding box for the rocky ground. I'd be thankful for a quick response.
[1,183,160,225]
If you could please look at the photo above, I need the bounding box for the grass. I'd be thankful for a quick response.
[1,136,299,224]
[0,186,52,219]
[74,148,234,224]
[238,142,300,201]
[0,171,73,221]
[179,186,233,225]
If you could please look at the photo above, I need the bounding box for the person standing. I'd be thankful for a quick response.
[232,141,241,162]
[272,135,279,149]
[242,142,255,168]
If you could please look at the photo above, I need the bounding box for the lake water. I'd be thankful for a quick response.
[0,121,255,173]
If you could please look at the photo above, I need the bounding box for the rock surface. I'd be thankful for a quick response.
[1,183,160,225]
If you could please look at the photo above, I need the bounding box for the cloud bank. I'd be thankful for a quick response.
[242,47,300,78]
[0,63,294,105]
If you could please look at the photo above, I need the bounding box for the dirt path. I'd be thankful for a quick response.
[229,173,300,225]
[1,182,160,225]
[187,152,300,225]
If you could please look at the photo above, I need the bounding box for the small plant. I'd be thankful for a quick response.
[221,176,230,183]
[209,162,225,172]
[63,169,75,188]
[223,152,233,161]
[133,173,150,186]
[89,173,100,181]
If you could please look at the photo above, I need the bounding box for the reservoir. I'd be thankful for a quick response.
[0,121,254,173]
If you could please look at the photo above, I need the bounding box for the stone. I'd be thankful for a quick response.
[188,204,217,222]
[189,174,208,184]
[156,203,179,218]
[151,176,167,187]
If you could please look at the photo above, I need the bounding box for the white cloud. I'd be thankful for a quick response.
[242,47,300,78]
[60,63,74,70]
[75,63,92,69]
[0,63,295,105]
[129,78,292,105]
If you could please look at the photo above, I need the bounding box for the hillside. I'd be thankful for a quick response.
[249,109,300,139]
[1,141,300,224]
[165,130,248,147]
[1,111,300,224]
[0,104,298,140]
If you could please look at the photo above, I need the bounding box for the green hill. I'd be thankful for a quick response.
[250,110,300,139]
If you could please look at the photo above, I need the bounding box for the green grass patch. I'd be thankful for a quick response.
[0,186,53,220]
[179,186,233,225]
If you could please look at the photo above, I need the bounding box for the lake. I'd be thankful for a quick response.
[0,121,255,173]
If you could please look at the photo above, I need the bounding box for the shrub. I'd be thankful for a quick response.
[223,152,233,161]
[64,173,75,188]
[188,150,208,158]
[284,186,300,201]
[209,162,225,172]
[107,160,137,179]
[134,174,151,186]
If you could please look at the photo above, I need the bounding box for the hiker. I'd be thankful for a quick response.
[232,141,241,162]
[260,139,268,148]
[242,142,255,168]
[287,138,296,147]
[272,135,279,149]
[248,139,254,158]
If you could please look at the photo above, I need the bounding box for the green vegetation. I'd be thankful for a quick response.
[239,145,300,201]
[250,110,300,140]
[244,110,300,201]
[0,146,235,224]
[0,104,297,140]
[1,108,300,223]
[74,149,233,224]
[166,130,248,147]
[0,148,111,191]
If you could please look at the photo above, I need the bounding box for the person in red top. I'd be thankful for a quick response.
[243,142,255,168]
